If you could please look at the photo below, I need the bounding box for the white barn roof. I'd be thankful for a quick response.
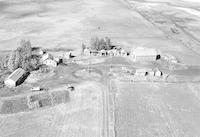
[132,47,157,56]
[6,68,26,82]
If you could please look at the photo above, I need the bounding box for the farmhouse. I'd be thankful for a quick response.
[4,68,27,88]
[40,53,58,67]
[43,59,58,67]
[131,47,158,62]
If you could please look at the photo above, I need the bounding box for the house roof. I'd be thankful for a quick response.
[6,68,26,82]
[132,47,157,56]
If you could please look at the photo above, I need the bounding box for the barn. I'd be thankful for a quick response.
[4,68,27,88]
[131,47,158,62]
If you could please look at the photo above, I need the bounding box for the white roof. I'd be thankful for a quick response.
[132,47,157,56]
[6,68,26,82]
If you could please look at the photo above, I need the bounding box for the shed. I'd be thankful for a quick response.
[107,50,114,56]
[120,49,128,57]
[83,48,91,56]
[135,69,148,76]
[32,48,44,56]
[40,53,51,63]
[155,70,162,77]
[4,68,27,88]
[99,49,107,56]
[131,47,158,62]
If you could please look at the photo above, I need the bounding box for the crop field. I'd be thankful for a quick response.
[115,82,200,137]
[0,82,103,137]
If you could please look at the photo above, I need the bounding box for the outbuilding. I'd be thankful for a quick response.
[155,70,162,77]
[135,69,148,76]
[83,48,91,56]
[131,47,158,62]
[120,49,128,57]
[4,68,27,88]
[99,49,107,56]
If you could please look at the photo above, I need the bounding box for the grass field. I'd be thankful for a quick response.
[0,0,200,66]
[115,82,200,137]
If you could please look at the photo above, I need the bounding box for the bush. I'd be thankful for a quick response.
[38,65,51,73]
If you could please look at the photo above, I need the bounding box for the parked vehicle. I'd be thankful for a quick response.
[31,87,41,92]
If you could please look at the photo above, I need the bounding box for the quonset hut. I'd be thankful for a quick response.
[4,68,27,88]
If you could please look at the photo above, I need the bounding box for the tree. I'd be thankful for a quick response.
[21,58,31,71]
[105,37,112,50]
[29,55,40,70]
[81,43,86,54]
[20,40,32,58]
[7,50,16,71]
[90,37,112,51]
[90,37,100,50]
[14,50,21,69]
[0,55,9,70]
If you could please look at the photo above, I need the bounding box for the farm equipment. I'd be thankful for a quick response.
[66,84,74,91]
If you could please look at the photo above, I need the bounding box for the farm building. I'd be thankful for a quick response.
[107,50,114,56]
[32,48,44,56]
[4,68,27,88]
[40,53,58,67]
[120,49,128,57]
[53,56,62,63]
[90,50,98,56]
[99,49,107,56]
[108,49,120,56]
[83,48,91,56]
[43,59,58,67]
[155,70,162,77]
[131,47,158,62]
[135,68,153,76]
[40,53,51,62]
[135,68,148,76]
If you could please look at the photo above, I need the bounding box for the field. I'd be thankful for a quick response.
[125,0,200,65]
[115,82,200,137]
[0,81,103,137]
[0,0,161,51]
[1,0,200,66]
[1,0,200,136]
